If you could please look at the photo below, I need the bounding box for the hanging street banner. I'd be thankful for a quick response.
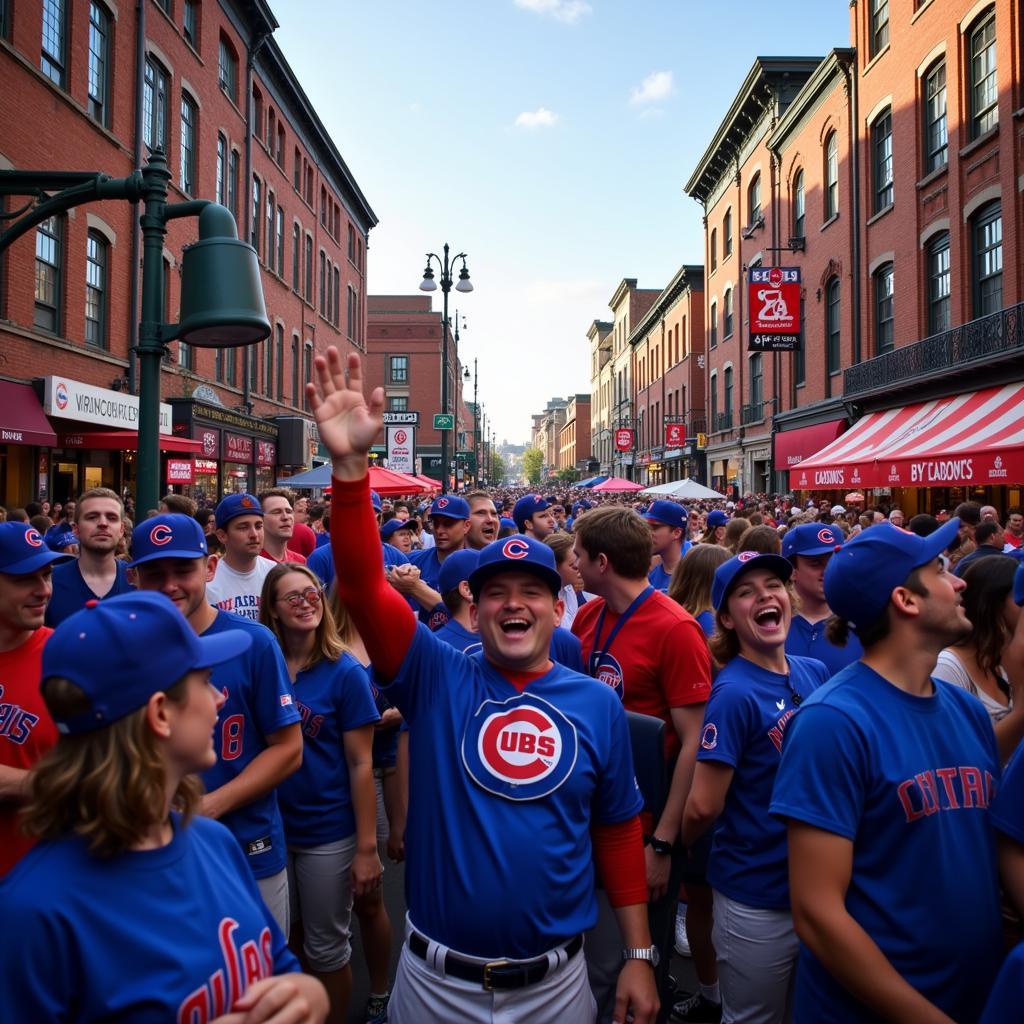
[664,423,686,448]
[614,428,635,452]
[749,267,801,351]
[387,425,416,474]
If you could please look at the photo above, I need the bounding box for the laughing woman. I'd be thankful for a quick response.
[681,553,828,1024]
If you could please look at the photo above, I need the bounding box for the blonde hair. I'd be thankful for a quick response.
[260,563,346,669]
[22,676,201,858]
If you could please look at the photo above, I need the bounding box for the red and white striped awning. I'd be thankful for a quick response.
[789,381,1024,489]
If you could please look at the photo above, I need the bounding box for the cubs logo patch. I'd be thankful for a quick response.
[436,498,449,509]
[737,550,757,562]
[462,693,578,801]
[701,723,718,750]
[240,495,256,509]
[588,651,624,700]
[502,538,530,560]
[817,527,835,544]
[24,529,43,548]
[150,523,174,546]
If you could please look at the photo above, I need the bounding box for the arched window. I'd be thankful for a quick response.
[923,60,948,173]
[972,202,1002,316]
[747,174,762,225]
[826,277,841,374]
[824,132,838,219]
[874,262,894,354]
[723,208,733,256]
[969,9,997,139]
[723,287,733,338]
[792,170,805,238]
[87,2,112,126]
[710,229,717,272]
[926,232,951,334]
[871,109,893,213]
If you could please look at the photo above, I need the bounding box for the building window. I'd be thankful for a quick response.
[87,3,111,125]
[215,348,225,382]
[41,0,66,87]
[970,11,998,139]
[723,366,733,420]
[291,335,300,406]
[347,287,355,339]
[333,267,340,327]
[251,177,260,254]
[792,170,805,238]
[265,329,274,398]
[183,0,198,47]
[923,61,948,173]
[276,125,285,166]
[749,354,763,408]
[218,35,238,103]
[303,344,313,411]
[34,216,62,333]
[85,231,107,347]
[747,175,761,226]
[252,86,263,148]
[723,209,732,256]
[225,348,236,387]
[794,299,806,386]
[318,251,326,316]
[180,94,197,195]
[276,206,284,278]
[871,109,893,213]
[304,235,313,300]
[294,147,302,191]
[292,222,300,290]
[216,134,226,205]
[389,355,409,383]
[869,0,889,58]
[267,108,276,151]
[723,288,733,338]
[710,301,718,348]
[276,325,285,401]
[266,191,275,270]
[973,202,1002,317]
[825,131,839,219]
[143,58,169,151]
[826,277,841,374]
[874,262,894,355]
[224,150,238,221]
[348,224,356,262]
[926,232,951,334]
[177,341,192,370]
[710,229,717,272]
[710,373,718,425]
[389,396,409,412]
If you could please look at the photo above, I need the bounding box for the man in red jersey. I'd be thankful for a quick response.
[0,523,72,874]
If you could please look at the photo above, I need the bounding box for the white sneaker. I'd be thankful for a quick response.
[674,902,691,957]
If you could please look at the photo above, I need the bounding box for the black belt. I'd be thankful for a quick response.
[407,931,583,991]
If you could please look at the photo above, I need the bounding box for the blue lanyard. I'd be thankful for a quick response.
[588,586,654,676]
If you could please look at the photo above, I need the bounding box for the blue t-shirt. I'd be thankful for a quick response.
[370,676,400,769]
[647,545,691,592]
[695,609,715,637]
[278,653,379,848]
[45,558,134,627]
[308,540,408,588]
[990,737,1024,843]
[0,815,298,1022]
[980,941,1024,1024]
[697,654,828,909]
[433,618,583,671]
[380,623,643,959]
[785,615,863,678]
[203,611,301,879]
[408,546,443,589]
[770,662,1002,1023]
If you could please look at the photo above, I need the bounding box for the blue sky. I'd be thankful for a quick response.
[276,1,851,444]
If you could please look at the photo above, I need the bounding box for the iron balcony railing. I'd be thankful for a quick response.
[741,401,765,425]
[714,411,733,432]
[844,301,1024,397]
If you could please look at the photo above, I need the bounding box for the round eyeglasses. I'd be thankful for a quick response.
[277,585,325,608]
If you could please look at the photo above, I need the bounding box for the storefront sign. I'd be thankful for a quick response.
[664,423,686,447]
[225,433,254,463]
[256,440,276,466]
[43,377,172,432]
[748,268,801,351]
[175,399,277,439]
[387,426,415,474]
[382,412,420,425]
[773,419,847,469]
[195,427,221,459]
[615,428,635,452]
[166,459,195,484]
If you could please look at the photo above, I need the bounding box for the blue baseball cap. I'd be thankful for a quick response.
[129,514,209,567]
[707,509,729,528]
[824,518,961,631]
[513,495,551,530]
[371,490,382,512]
[643,500,686,531]
[45,530,78,552]
[438,548,481,595]
[42,591,253,736]
[499,517,517,531]
[380,518,415,541]
[0,523,72,575]
[468,535,561,600]
[215,492,262,529]
[429,495,470,521]
[712,551,793,611]
[782,523,844,561]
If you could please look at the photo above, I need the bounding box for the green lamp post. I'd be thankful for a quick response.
[0,149,270,513]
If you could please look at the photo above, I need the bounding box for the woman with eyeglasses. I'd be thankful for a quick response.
[681,553,828,1024]
[260,563,382,1024]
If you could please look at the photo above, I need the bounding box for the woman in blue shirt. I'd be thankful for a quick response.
[682,553,828,1024]
[261,564,381,1024]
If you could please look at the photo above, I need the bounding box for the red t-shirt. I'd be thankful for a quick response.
[0,628,58,876]
[1005,532,1022,549]
[261,547,307,564]
[287,522,317,558]
[573,590,711,760]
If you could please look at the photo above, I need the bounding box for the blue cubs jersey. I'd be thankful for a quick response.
[308,541,407,589]
[785,615,863,678]
[278,653,379,848]
[697,655,828,909]
[770,661,1002,1023]
[0,815,299,1022]
[408,546,443,588]
[695,609,715,638]
[433,618,583,672]
[380,623,643,959]
[370,675,400,769]
[990,737,1024,843]
[45,558,134,627]
[203,611,301,879]
[647,546,690,592]
[980,941,1024,1024]
[432,617,483,654]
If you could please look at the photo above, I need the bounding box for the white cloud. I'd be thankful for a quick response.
[514,0,592,25]
[515,107,560,129]
[630,70,674,105]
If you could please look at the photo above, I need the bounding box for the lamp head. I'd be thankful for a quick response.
[419,262,437,292]
[455,262,473,293]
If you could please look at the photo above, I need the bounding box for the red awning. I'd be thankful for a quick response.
[58,430,203,454]
[0,381,57,446]
[790,381,1024,489]
[773,418,846,471]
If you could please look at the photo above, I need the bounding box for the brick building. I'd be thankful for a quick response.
[557,394,591,476]
[365,294,466,484]
[0,0,375,506]
[587,319,613,474]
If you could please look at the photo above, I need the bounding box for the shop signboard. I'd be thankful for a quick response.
[195,427,221,459]
[225,433,254,463]
[256,440,276,466]
[664,423,686,447]
[748,267,801,351]
[387,426,415,474]
[166,459,195,484]
[43,376,172,432]
[614,428,634,452]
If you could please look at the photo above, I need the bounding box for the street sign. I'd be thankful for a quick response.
[614,428,634,452]
[382,411,420,425]
[386,426,415,474]
[433,413,455,430]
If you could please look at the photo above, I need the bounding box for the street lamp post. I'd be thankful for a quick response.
[419,243,473,494]
[0,149,269,513]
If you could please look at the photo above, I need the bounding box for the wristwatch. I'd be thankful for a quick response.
[622,946,660,967]
[643,834,673,857]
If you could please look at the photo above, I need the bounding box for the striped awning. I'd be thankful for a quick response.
[789,381,1024,489]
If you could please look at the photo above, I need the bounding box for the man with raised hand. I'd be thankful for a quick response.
[310,347,658,1024]
[46,487,133,626]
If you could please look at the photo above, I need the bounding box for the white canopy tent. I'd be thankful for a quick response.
[640,478,726,500]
